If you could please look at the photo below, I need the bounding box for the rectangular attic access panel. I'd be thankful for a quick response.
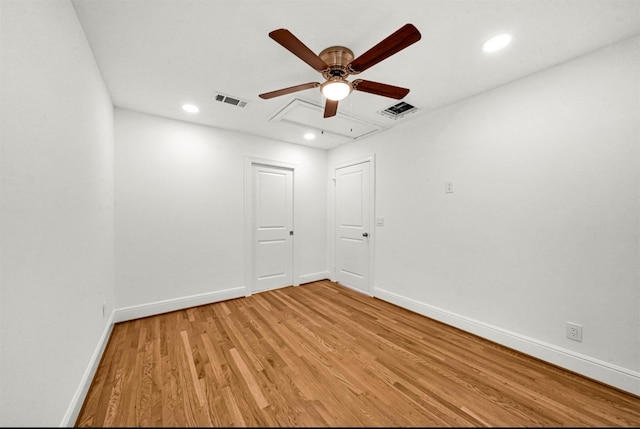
[269,98,385,143]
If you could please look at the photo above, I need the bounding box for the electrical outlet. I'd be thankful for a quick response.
[445,181,454,193]
[566,322,583,342]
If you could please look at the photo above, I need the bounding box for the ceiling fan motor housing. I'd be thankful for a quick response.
[319,46,355,79]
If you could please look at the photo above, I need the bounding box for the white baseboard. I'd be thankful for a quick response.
[113,286,247,323]
[333,280,372,297]
[298,271,330,285]
[374,286,640,396]
[60,311,115,427]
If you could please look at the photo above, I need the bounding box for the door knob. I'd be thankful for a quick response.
[362,232,369,237]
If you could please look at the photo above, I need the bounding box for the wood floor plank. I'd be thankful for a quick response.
[76,280,640,427]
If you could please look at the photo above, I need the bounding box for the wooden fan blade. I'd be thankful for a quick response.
[259,82,320,99]
[324,99,338,118]
[352,79,409,99]
[269,29,329,72]
[348,24,421,74]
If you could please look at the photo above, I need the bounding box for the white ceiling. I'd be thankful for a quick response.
[71,0,640,150]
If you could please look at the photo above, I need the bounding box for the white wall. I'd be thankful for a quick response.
[115,109,327,312]
[328,36,640,393]
[0,0,115,426]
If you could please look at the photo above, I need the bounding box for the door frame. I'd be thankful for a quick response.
[244,156,299,296]
[331,154,376,296]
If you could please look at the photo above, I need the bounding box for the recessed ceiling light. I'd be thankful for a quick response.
[304,132,316,140]
[482,33,512,53]
[182,104,199,113]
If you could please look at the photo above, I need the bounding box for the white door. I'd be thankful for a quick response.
[252,164,294,293]
[335,161,371,293]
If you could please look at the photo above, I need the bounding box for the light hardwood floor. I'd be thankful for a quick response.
[76,280,640,427]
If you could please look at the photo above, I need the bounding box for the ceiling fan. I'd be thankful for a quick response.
[259,24,421,118]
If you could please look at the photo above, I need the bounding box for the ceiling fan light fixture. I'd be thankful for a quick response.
[321,78,352,101]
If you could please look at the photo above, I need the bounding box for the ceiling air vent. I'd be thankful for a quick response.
[214,93,248,108]
[378,101,418,120]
